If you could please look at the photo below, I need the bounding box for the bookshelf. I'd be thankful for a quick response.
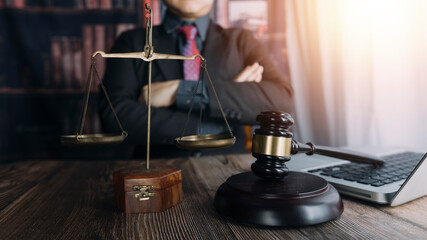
[0,0,148,160]
[0,0,289,160]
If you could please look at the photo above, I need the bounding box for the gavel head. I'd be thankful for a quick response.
[251,111,294,180]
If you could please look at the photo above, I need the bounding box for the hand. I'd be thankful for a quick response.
[233,62,264,83]
[138,80,180,107]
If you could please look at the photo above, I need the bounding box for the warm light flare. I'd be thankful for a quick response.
[287,0,427,148]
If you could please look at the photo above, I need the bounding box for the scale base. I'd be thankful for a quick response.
[214,171,343,227]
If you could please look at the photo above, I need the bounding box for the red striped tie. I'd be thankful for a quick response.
[178,25,201,81]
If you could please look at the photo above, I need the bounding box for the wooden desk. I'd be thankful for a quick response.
[1,154,426,239]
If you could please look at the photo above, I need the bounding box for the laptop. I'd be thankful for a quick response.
[286,146,427,206]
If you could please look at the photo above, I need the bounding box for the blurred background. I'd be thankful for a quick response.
[1,0,426,160]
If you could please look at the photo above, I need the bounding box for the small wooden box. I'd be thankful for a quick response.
[113,164,182,213]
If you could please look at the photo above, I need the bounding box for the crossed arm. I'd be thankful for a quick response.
[138,62,264,107]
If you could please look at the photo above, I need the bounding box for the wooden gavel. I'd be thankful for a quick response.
[251,111,384,179]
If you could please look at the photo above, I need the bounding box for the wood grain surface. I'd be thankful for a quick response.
[0,154,426,240]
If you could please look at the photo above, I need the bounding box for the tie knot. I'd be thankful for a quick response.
[178,25,198,40]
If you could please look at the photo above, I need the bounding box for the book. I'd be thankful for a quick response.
[93,25,105,90]
[151,0,161,25]
[12,0,25,8]
[61,37,73,88]
[99,0,112,9]
[71,38,83,89]
[82,25,93,90]
[51,37,63,87]
[86,0,98,9]
[105,24,116,51]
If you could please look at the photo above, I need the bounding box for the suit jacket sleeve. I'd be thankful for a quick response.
[206,28,294,125]
[99,30,201,145]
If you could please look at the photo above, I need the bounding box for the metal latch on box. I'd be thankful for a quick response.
[133,185,155,201]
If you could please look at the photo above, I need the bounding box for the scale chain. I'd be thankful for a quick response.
[198,67,205,136]
[179,59,234,140]
[179,58,204,139]
[202,62,234,138]
[92,60,127,135]
[77,61,94,135]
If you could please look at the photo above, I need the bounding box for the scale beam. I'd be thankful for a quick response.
[92,51,205,62]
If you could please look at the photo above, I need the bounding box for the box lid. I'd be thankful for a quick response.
[114,164,182,192]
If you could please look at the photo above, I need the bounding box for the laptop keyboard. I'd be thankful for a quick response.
[308,152,424,187]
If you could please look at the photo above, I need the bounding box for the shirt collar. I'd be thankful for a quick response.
[163,10,210,41]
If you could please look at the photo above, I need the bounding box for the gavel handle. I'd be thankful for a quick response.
[292,141,384,165]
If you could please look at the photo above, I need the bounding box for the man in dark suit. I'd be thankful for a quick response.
[100,0,294,158]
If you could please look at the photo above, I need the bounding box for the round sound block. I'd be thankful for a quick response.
[214,171,343,227]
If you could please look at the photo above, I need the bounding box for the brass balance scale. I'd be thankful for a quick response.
[61,4,235,168]
[60,4,235,214]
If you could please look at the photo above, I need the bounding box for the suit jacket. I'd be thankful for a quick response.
[99,21,294,157]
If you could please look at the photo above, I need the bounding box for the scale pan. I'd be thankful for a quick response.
[61,133,127,146]
[175,134,236,150]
